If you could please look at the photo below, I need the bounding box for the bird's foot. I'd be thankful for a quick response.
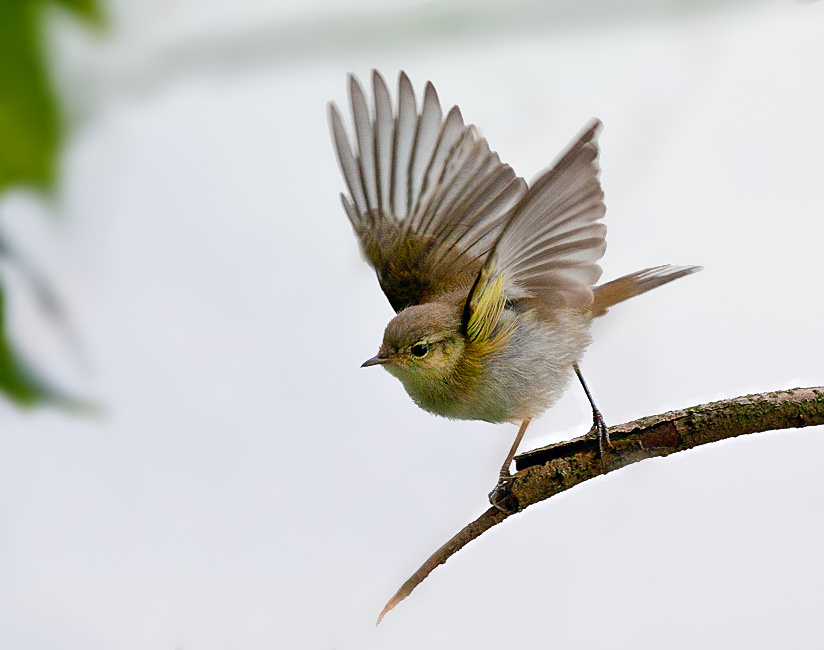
[488,472,517,513]
[585,408,611,455]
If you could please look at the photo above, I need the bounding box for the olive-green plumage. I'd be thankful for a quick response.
[330,71,700,495]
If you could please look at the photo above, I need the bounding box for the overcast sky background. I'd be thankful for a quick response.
[1,1,823,648]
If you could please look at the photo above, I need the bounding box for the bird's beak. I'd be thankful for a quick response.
[361,354,390,368]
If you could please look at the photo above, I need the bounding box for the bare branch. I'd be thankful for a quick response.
[377,387,824,624]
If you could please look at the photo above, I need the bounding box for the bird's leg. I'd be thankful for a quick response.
[489,418,531,510]
[574,363,610,454]
[498,417,532,479]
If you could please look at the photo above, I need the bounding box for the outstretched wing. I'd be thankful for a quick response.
[463,120,607,336]
[329,70,526,312]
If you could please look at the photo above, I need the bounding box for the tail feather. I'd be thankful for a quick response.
[590,265,701,317]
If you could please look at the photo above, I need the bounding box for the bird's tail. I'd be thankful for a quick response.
[589,265,701,318]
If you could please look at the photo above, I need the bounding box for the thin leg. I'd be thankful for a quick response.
[489,418,531,510]
[574,363,610,454]
[499,418,532,479]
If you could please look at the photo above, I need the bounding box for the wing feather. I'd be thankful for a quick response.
[329,70,526,312]
[340,194,359,229]
[329,102,368,220]
[407,82,443,225]
[416,106,466,236]
[349,75,378,213]
[372,71,394,216]
[422,137,496,235]
[467,119,607,317]
[391,72,417,221]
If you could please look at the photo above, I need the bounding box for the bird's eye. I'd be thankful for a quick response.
[411,342,430,358]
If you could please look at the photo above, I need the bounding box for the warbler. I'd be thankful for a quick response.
[328,71,699,504]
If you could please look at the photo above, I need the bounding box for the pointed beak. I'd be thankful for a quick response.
[361,354,390,368]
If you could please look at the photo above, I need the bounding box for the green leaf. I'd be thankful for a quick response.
[0,0,103,193]
[0,0,60,192]
[53,0,105,27]
[0,0,104,408]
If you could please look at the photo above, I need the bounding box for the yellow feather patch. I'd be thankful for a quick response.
[466,267,516,356]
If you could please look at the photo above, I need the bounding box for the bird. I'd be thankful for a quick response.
[328,70,699,507]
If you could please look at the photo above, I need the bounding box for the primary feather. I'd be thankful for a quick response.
[328,70,525,313]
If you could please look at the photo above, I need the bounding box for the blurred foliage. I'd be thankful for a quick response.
[0,285,70,407]
[0,0,102,407]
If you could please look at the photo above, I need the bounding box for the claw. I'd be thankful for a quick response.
[586,407,611,455]
[574,365,611,456]
[488,473,516,512]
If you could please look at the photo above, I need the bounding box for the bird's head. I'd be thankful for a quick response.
[361,302,466,387]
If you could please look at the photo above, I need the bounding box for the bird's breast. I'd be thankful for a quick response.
[395,309,594,424]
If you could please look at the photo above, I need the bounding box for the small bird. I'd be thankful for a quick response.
[328,71,699,505]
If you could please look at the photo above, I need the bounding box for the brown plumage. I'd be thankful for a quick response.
[329,71,700,506]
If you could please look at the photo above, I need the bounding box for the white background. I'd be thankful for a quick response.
[1,1,823,648]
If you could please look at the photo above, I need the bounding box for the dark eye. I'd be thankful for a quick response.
[411,342,430,358]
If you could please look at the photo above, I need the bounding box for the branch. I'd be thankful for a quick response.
[377,387,824,624]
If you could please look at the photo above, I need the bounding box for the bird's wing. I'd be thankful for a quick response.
[329,70,526,313]
[463,120,607,338]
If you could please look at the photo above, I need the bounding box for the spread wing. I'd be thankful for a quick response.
[329,70,526,313]
[463,120,607,336]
